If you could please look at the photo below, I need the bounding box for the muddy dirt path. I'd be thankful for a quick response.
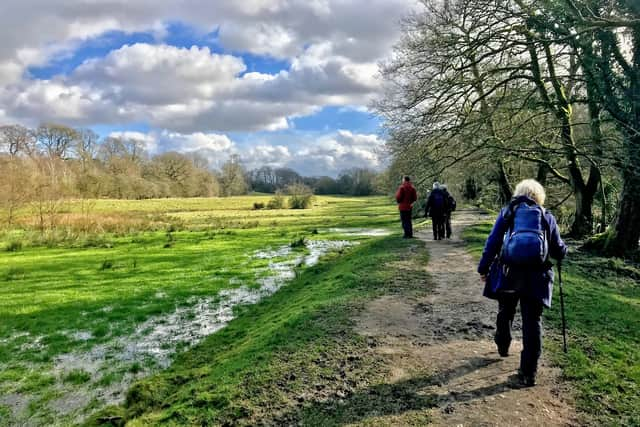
[355,209,578,426]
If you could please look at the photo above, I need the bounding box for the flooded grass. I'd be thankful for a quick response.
[0,196,396,425]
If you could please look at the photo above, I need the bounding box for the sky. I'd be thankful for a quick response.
[0,0,418,177]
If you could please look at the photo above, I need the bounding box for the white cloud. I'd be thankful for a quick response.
[241,144,292,170]
[218,23,298,58]
[158,131,234,153]
[7,79,110,124]
[2,40,376,132]
[286,130,386,176]
[0,0,419,132]
[239,130,387,176]
[108,130,236,156]
[73,44,246,105]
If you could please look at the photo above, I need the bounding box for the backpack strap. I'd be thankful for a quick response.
[503,199,550,235]
[502,199,520,233]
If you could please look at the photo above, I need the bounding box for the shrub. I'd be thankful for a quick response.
[253,202,265,210]
[267,191,286,209]
[286,183,314,209]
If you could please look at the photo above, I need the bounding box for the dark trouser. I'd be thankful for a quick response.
[445,214,452,238]
[400,210,413,237]
[495,293,544,377]
[431,215,445,240]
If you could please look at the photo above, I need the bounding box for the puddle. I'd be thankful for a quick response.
[326,227,392,237]
[19,335,45,351]
[38,239,356,422]
[0,393,30,420]
[70,331,93,341]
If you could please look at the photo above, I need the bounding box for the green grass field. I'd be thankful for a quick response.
[463,223,640,426]
[0,195,403,425]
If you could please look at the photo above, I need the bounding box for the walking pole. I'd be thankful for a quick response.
[558,262,568,353]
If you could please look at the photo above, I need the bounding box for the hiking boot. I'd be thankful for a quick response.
[517,369,536,387]
[494,337,510,357]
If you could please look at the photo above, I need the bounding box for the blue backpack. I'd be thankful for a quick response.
[501,202,549,267]
[430,190,446,213]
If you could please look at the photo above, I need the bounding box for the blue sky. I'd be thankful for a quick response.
[0,0,415,176]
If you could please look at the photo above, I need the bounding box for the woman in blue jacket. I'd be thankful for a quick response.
[478,179,567,387]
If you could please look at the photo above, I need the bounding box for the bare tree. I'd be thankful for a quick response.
[35,123,78,159]
[0,124,33,157]
[219,155,248,196]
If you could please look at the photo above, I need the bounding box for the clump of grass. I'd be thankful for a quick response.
[100,260,114,270]
[5,267,26,281]
[80,234,108,248]
[84,405,126,427]
[253,202,265,210]
[63,369,92,385]
[18,372,55,392]
[0,405,11,422]
[240,221,260,229]
[92,324,110,338]
[164,230,175,248]
[290,236,306,248]
[5,240,23,252]
[97,371,124,387]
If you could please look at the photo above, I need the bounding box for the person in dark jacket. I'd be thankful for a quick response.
[478,179,567,387]
[425,182,449,240]
[395,176,418,238]
[441,184,456,239]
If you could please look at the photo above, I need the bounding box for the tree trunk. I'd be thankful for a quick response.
[605,28,640,255]
[559,113,596,238]
[570,181,594,237]
[605,138,640,256]
[536,163,549,186]
[497,161,512,205]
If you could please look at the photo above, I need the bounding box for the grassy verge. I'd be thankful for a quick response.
[463,223,640,426]
[87,236,428,426]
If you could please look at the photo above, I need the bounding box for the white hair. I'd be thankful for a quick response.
[440,184,448,190]
[513,179,546,206]
[433,182,440,189]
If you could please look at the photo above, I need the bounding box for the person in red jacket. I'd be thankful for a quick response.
[395,176,418,238]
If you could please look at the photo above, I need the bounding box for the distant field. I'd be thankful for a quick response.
[1,195,398,238]
[0,195,399,425]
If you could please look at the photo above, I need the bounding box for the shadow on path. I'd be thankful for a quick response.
[267,357,516,426]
